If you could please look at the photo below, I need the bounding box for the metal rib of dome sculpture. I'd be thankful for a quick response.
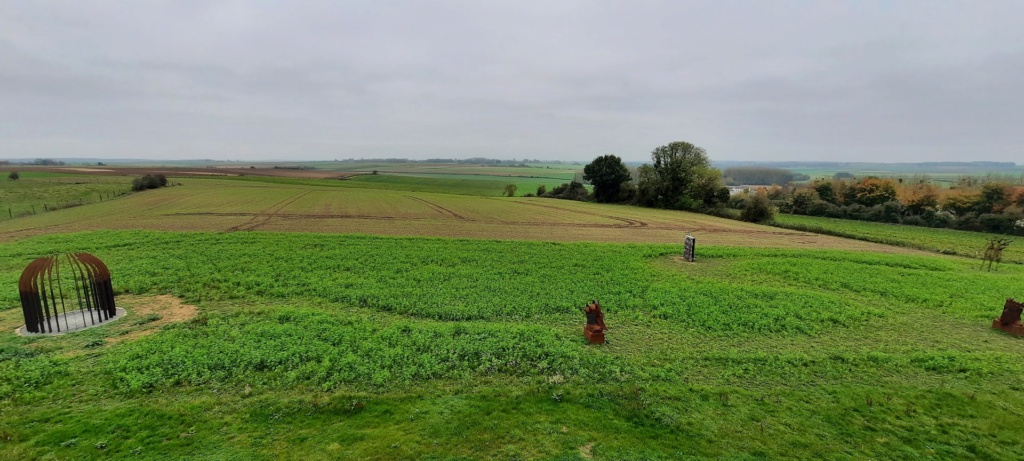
[18,253,117,334]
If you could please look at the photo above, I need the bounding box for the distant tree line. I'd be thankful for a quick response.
[722,167,809,186]
[340,157,545,165]
[730,177,1024,235]
[31,159,66,166]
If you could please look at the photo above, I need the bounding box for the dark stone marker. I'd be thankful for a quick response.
[683,234,696,262]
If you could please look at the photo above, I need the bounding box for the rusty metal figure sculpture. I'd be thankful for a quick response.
[582,300,608,344]
[993,298,1024,336]
[18,253,117,334]
[980,238,1011,271]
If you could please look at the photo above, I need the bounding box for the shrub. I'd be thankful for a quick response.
[740,193,776,223]
[977,213,1020,234]
[544,181,589,201]
[771,199,791,214]
[536,185,547,196]
[7,171,18,180]
[901,215,925,227]
[807,200,840,218]
[132,174,169,192]
[727,194,749,210]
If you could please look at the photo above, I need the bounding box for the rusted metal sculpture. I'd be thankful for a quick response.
[582,300,607,344]
[981,239,1011,271]
[18,253,117,334]
[683,235,696,262]
[993,298,1024,336]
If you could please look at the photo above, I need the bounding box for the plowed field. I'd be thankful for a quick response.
[0,178,913,252]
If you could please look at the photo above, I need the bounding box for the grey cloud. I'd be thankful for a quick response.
[1,1,1022,162]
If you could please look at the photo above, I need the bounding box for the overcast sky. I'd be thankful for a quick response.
[1,1,1022,163]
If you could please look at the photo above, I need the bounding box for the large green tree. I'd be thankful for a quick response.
[583,155,631,202]
[644,141,726,210]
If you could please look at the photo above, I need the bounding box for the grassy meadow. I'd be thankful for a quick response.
[0,172,133,220]
[773,214,1023,264]
[0,171,1022,459]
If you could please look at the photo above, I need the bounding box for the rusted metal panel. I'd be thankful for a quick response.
[993,298,1024,337]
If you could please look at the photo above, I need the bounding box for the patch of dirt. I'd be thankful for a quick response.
[105,294,198,344]
[579,442,594,459]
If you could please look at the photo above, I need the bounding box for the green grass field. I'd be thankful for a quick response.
[1,231,1023,459]
[1,173,1023,459]
[773,213,1023,264]
[0,173,133,220]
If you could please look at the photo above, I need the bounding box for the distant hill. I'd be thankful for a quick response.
[712,161,1019,173]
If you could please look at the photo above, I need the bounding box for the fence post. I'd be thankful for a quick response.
[7,208,11,219]
[31,205,35,214]
[44,204,48,212]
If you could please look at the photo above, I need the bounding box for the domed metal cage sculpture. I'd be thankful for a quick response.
[18,253,117,334]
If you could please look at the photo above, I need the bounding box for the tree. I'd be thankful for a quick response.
[583,155,631,202]
[740,192,776,223]
[810,180,836,204]
[977,183,1009,214]
[7,171,19,180]
[854,178,898,207]
[942,193,982,216]
[903,183,939,215]
[633,165,661,206]
[536,185,547,196]
[835,180,859,206]
[790,189,820,215]
[503,183,517,197]
[648,141,725,210]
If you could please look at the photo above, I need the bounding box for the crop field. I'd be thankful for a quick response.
[1,231,1023,459]
[774,214,1023,264]
[1,173,1022,460]
[0,177,906,252]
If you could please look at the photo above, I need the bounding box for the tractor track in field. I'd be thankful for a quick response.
[173,212,430,221]
[225,191,313,232]
[404,195,469,221]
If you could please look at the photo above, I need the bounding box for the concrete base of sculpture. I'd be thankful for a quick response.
[992,318,1024,337]
[16,307,126,336]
